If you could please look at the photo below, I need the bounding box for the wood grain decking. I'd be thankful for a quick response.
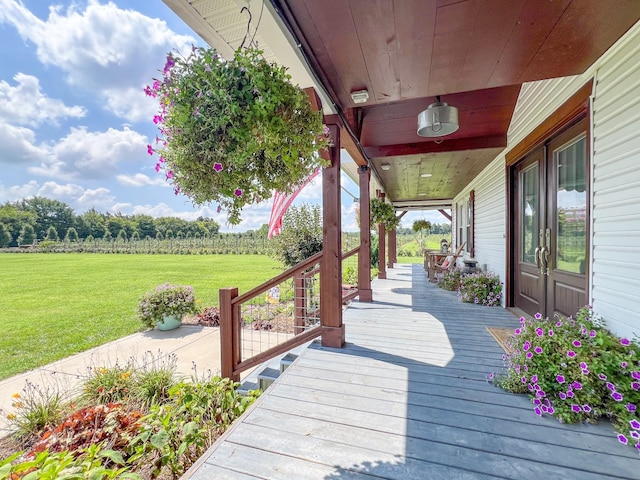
[185,264,640,479]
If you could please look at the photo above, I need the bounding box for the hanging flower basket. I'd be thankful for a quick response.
[146,47,330,224]
[370,198,399,230]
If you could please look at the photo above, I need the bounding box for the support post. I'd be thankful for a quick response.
[320,123,344,347]
[378,193,387,279]
[358,166,372,302]
[219,287,240,382]
[387,228,397,268]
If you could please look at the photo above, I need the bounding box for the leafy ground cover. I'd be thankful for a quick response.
[0,355,258,478]
[0,254,280,380]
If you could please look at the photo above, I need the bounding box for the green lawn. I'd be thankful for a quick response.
[0,254,281,380]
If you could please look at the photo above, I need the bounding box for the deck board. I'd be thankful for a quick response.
[185,264,640,479]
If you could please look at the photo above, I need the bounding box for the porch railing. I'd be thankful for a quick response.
[219,246,363,383]
[220,251,324,381]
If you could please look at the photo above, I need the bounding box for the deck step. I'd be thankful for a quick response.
[280,353,298,373]
[237,352,300,394]
[257,367,280,391]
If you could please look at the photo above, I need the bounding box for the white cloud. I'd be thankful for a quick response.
[0,0,194,122]
[0,180,40,203]
[28,126,148,180]
[0,73,86,126]
[0,120,48,164]
[117,172,167,187]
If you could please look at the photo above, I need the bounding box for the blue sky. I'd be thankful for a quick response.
[0,0,443,232]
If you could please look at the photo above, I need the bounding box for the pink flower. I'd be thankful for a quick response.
[234,189,243,197]
[147,144,153,156]
[213,163,223,172]
[621,338,631,346]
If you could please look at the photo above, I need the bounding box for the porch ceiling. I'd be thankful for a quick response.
[164,0,640,210]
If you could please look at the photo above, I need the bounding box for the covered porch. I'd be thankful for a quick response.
[184,264,639,479]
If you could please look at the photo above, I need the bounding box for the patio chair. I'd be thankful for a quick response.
[430,243,465,282]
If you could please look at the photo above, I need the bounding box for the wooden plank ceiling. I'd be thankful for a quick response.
[272,0,640,209]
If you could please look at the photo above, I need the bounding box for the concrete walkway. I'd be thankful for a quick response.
[0,325,221,432]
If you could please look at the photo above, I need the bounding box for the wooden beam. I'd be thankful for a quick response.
[378,193,386,280]
[364,134,507,158]
[303,87,323,112]
[320,123,344,348]
[388,228,397,267]
[438,209,452,222]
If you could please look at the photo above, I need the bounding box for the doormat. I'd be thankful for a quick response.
[486,327,515,354]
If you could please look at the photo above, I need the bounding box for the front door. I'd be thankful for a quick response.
[513,118,588,318]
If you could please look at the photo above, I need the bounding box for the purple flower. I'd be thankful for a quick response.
[573,340,582,347]
[598,373,607,381]
[155,163,161,173]
[548,406,555,415]
[567,351,576,358]
[583,405,592,413]
[621,338,631,346]
[573,381,582,390]
[216,205,222,214]
[534,398,542,406]
[166,170,173,179]
[606,382,616,391]
[526,352,533,358]
[566,391,574,398]
[234,189,243,197]
[579,362,587,369]
[521,376,527,384]
[612,392,624,402]
[153,114,164,125]
[632,382,640,391]
[630,419,640,430]
[556,375,565,384]
[534,313,542,320]
[535,327,544,337]
[571,404,581,413]
[531,375,538,383]
[147,144,154,156]
[559,392,567,400]
[631,431,640,440]
[626,403,637,413]
[534,346,543,354]
[621,362,628,368]
[589,330,596,337]
[213,162,223,172]
[618,434,629,445]
[514,328,521,335]
[194,107,200,116]
[556,321,563,327]
[632,371,640,380]
[534,406,542,416]
[523,341,531,351]
[548,330,554,337]
[488,372,494,380]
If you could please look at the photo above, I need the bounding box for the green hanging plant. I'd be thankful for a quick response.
[370,198,399,230]
[145,46,331,224]
[412,219,432,232]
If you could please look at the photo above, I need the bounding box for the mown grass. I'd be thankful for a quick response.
[0,254,281,381]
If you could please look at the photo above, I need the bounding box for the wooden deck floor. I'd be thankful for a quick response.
[185,264,640,479]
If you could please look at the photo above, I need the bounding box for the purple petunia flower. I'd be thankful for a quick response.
[630,419,640,430]
[606,382,616,391]
[155,163,161,173]
[573,340,582,347]
[531,375,538,383]
[571,404,581,413]
[548,406,555,415]
[523,341,531,351]
[627,403,637,413]
[534,407,542,416]
[567,351,576,358]
[556,321,563,327]
[535,327,544,337]
[526,352,533,358]
[598,373,608,381]
[488,372,495,380]
[147,144,154,156]
[583,405,592,413]
[548,330,554,337]
[632,371,640,380]
[534,398,541,406]
[514,328,521,335]
[534,313,542,320]
[589,330,596,337]
[556,375,566,384]
[573,381,582,390]
[621,338,631,346]
[213,162,223,172]
[567,391,574,398]
[632,382,640,391]
[234,189,243,197]
[618,434,629,445]
[612,392,624,402]
[559,392,567,400]
[521,376,527,384]
[580,362,588,369]
[631,431,640,440]
[621,362,628,368]
[534,346,543,354]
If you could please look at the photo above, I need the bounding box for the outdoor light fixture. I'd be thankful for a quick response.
[417,96,459,137]
[381,163,391,171]
[420,173,432,178]
[350,89,369,104]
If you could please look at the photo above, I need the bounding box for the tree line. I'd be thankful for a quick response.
[0,197,230,248]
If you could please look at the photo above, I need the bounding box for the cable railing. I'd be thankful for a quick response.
[341,246,360,303]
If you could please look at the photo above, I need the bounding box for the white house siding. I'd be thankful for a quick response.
[590,28,640,339]
[455,21,640,337]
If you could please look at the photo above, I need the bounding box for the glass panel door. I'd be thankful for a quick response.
[521,164,539,264]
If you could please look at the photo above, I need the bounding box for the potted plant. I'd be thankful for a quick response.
[370,198,400,230]
[138,283,197,330]
[145,46,330,225]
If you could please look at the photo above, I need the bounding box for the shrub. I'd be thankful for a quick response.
[458,271,502,306]
[494,306,640,452]
[197,306,220,327]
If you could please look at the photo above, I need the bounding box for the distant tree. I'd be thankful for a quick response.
[131,214,156,238]
[116,229,128,242]
[0,202,37,246]
[412,219,432,251]
[268,203,322,268]
[0,223,12,247]
[18,224,36,245]
[19,197,74,240]
[64,227,79,242]
[45,226,59,242]
[77,208,106,239]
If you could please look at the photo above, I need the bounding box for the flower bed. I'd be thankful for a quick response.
[493,306,640,453]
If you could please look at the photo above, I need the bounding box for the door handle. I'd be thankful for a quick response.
[534,246,541,269]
